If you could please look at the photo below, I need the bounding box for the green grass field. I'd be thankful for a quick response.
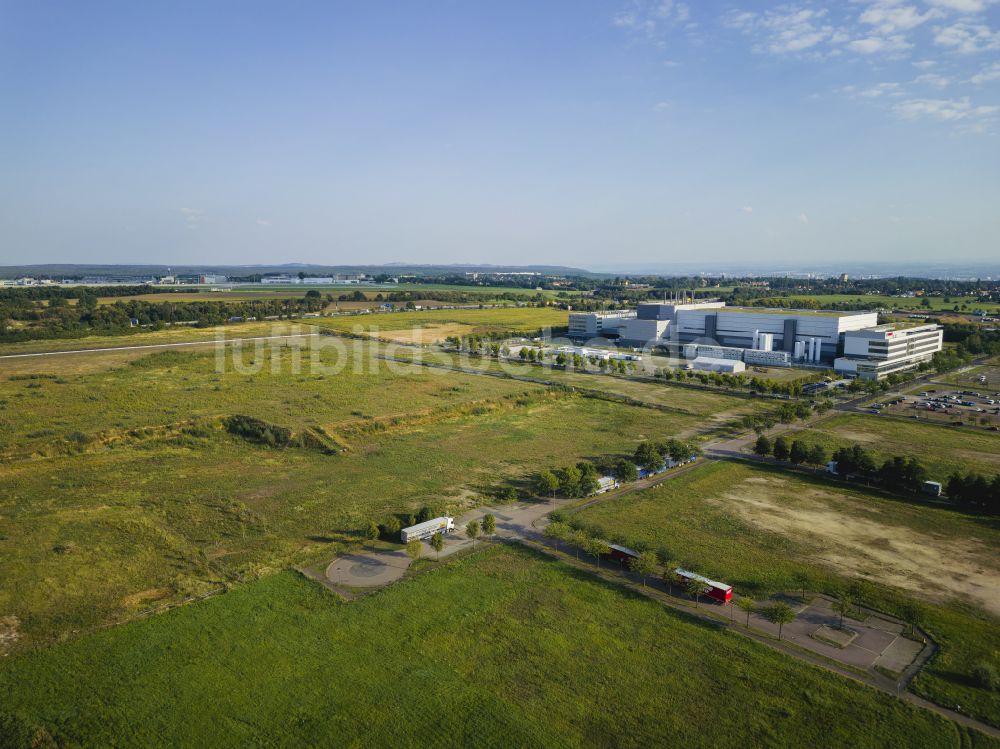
[0,545,984,749]
[2,338,730,649]
[569,460,1000,726]
[780,293,1000,315]
[308,305,568,338]
[790,412,1000,478]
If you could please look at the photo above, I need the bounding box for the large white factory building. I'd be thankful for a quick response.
[568,301,941,379]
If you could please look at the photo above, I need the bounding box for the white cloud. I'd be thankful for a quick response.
[847,34,913,55]
[912,59,938,69]
[179,207,203,229]
[934,21,1000,53]
[926,0,998,12]
[614,0,691,37]
[913,72,952,87]
[798,212,809,223]
[894,96,1000,122]
[255,219,272,227]
[723,6,842,55]
[970,61,1000,83]
[859,3,941,34]
[740,205,754,214]
[652,100,673,111]
[858,81,905,97]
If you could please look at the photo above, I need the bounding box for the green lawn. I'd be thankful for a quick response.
[0,545,983,749]
[569,460,1000,727]
[790,412,1000,478]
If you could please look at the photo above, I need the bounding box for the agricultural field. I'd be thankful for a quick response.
[1,340,723,649]
[0,545,981,749]
[790,412,1000,478]
[308,306,568,345]
[780,293,1000,315]
[570,460,1000,725]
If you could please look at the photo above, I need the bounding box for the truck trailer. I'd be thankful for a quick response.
[674,568,733,603]
[400,516,455,543]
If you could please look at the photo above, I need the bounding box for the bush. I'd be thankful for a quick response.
[973,663,999,691]
[223,415,292,448]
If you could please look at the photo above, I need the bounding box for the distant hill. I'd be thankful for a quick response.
[0,263,594,279]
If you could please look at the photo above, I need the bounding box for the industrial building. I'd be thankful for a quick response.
[691,356,746,374]
[568,299,941,379]
[833,323,944,381]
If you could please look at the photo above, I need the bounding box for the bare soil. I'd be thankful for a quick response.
[714,476,1000,617]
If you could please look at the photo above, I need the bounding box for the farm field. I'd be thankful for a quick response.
[1,348,713,648]
[790,412,1000,478]
[0,545,980,749]
[570,460,1000,725]
[780,293,1000,315]
[308,306,568,339]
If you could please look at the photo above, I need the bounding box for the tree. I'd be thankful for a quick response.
[465,520,480,547]
[736,597,757,627]
[766,602,796,640]
[834,594,854,630]
[663,565,678,595]
[570,530,589,560]
[791,571,809,602]
[753,435,772,457]
[807,443,827,466]
[629,551,659,587]
[614,459,638,483]
[481,513,496,538]
[559,466,582,497]
[685,576,706,607]
[585,538,610,568]
[366,521,380,551]
[973,664,999,691]
[789,440,808,465]
[536,470,560,498]
[406,538,422,562]
[429,532,445,560]
[634,441,665,472]
[773,436,790,461]
[543,521,570,548]
[382,515,402,540]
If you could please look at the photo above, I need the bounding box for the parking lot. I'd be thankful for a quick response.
[871,386,1000,429]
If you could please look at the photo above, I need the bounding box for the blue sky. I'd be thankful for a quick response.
[1,0,998,269]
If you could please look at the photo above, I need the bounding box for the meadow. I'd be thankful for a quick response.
[0,545,983,749]
[308,305,569,340]
[569,460,1000,726]
[0,319,318,355]
[1,338,729,649]
[790,412,1000,478]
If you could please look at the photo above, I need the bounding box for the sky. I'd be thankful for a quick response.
[1,0,998,270]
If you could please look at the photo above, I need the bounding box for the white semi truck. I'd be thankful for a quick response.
[400,516,455,543]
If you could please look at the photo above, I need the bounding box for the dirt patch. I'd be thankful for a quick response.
[0,615,20,654]
[121,587,172,608]
[368,324,475,345]
[713,477,1000,617]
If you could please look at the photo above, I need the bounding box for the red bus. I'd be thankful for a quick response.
[674,568,732,603]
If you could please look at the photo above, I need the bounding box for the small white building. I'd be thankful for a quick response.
[692,356,746,373]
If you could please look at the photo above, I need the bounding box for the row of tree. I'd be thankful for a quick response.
[946,472,1000,515]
